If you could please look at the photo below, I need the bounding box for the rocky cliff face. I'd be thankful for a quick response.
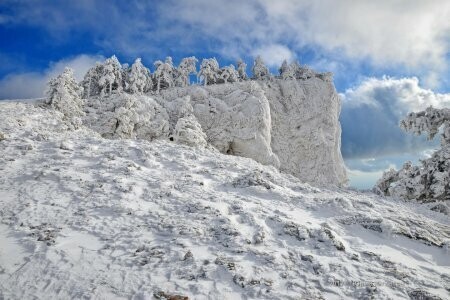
[153,78,347,187]
[262,79,347,186]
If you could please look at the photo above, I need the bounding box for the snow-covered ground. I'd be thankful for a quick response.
[0,101,449,299]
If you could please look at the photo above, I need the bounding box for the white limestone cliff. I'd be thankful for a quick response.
[153,78,347,187]
[76,76,347,187]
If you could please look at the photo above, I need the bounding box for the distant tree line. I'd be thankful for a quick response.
[79,55,333,98]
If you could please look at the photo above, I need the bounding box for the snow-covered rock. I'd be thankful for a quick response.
[262,78,346,186]
[155,78,347,187]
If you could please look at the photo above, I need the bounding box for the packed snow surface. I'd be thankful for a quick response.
[0,101,449,299]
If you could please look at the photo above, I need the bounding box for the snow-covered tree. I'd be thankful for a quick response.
[279,60,289,77]
[252,56,270,80]
[400,107,450,145]
[236,59,248,81]
[198,58,220,86]
[375,106,450,201]
[297,65,315,80]
[99,55,123,97]
[46,67,84,119]
[125,58,152,94]
[174,57,198,87]
[81,63,103,98]
[218,65,239,84]
[153,57,175,93]
[280,61,299,80]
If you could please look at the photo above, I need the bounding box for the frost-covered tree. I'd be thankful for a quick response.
[81,63,103,98]
[99,55,123,97]
[218,65,239,84]
[198,58,220,86]
[125,58,152,94]
[375,106,450,201]
[236,59,248,81]
[280,61,299,80]
[297,65,315,80]
[153,57,175,93]
[400,107,450,144]
[174,56,198,87]
[279,60,289,77]
[252,56,270,80]
[46,67,84,119]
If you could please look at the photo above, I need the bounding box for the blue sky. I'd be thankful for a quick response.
[1,0,449,189]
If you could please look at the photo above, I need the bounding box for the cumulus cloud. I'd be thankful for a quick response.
[0,54,103,100]
[162,0,450,84]
[1,0,448,83]
[341,77,448,158]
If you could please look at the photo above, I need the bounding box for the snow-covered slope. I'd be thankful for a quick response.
[0,101,449,299]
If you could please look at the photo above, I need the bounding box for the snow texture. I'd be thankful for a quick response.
[0,101,449,299]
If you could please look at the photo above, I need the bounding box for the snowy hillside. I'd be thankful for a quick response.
[1,101,449,299]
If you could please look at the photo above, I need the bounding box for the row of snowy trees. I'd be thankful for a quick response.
[79,55,323,98]
[375,106,450,202]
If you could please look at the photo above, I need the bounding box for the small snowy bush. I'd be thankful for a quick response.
[173,115,207,148]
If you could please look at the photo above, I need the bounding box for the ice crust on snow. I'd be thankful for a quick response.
[0,101,449,299]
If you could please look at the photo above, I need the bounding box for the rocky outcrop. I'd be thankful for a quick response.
[155,78,347,187]
[261,78,346,186]
[81,78,347,187]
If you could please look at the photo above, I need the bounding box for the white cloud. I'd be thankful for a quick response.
[340,76,448,158]
[160,0,450,85]
[4,0,448,83]
[252,44,295,68]
[0,54,103,100]
[342,76,450,115]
